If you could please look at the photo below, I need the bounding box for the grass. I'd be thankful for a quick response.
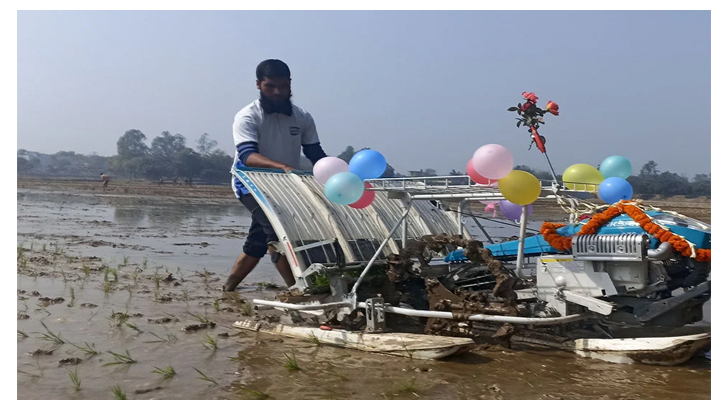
[18,330,29,338]
[38,321,65,346]
[213,298,220,312]
[18,361,45,379]
[202,334,218,350]
[104,350,137,366]
[400,377,419,396]
[34,305,52,317]
[193,367,218,385]
[126,322,144,334]
[68,369,81,391]
[152,366,176,379]
[71,341,100,356]
[111,385,127,400]
[283,352,300,371]
[312,273,330,288]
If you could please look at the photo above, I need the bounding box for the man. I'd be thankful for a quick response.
[100,172,110,188]
[223,59,327,292]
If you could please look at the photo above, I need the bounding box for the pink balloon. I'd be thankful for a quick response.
[467,159,496,185]
[348,182,375,209]
[472,144,514,180]
[313,157,349,184]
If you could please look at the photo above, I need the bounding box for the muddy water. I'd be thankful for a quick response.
[17,189,710,400]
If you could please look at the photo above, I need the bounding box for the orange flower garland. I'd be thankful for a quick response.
[540,201,711,262]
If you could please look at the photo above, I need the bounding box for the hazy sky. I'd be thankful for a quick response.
[17,10,711,178]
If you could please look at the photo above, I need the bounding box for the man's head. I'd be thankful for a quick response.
[256,59,291,103]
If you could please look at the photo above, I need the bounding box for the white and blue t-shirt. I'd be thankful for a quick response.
[231,99,326,197]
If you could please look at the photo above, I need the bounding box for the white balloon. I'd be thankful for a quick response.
[313,157,350,184]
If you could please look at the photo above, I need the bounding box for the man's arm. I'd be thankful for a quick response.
[301,112,327,165]
[245,152,294,173]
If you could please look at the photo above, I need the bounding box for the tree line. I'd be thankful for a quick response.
[17,131,709,196]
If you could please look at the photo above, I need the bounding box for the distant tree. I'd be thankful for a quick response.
[18,157,34,173]
[337,146,356,162]
[640,160,659,176]
[196,133,218,156]
[116,129,149,159]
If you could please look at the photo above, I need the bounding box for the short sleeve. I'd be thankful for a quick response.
[301,113,320,145]
[233,111,259,146]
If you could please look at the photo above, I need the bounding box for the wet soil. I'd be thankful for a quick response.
[17,178,710,400]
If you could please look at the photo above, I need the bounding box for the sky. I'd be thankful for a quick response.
[16,10,711,178]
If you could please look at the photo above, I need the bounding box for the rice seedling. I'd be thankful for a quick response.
[53,243,61,255]
[283,352,300,371]
[71,341,100,356]
[239,388,270,400]
[38,322,65,346]
[111,385,127,400]
[18,361,45,378]
[18,330,29,338]
[108,310,131,328]
[400,377,419,396]
[188,310,211,324]
[121,255,129,266]
[42,243,47,252]
[213,298,220,312]
[34,305,51,317]
[68,369,81,391]
[126,322,143,334]
[182,287,190,306]
[68,287,75,307]
[87,308,101,321]
[141,258,148,270]
[20,301,29,313]
[145,331,177,344]
[30,241,34,251]
[241,302,253,316]
[306,332,322,347]
[152,273,162,289]
[193,367,218,385]
[103,281,113,294]
[17,246,25,260]
[202,334,218,350]
[152,366,176,379]
[103,350,137,366]
[81,264,91,278]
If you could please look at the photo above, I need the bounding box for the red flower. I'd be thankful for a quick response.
[522,92,538,102]
[522,101,533,112]
[546,100,559,116]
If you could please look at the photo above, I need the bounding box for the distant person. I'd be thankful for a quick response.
[223,59,328,292]
[184,177,193,186]
[100,172,110,188]
[159,177,164,185]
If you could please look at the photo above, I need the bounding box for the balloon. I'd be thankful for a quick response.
[467,159,496,185]
[313,156,349,184]
[599,155,632,179]
[348,182,375,209]
[562,163,604,192]
[472,144,514,180]
[598,177,633,204]
[349,149,388,180]
[498,170,541,205]
[499,200,533,221]
[325,172,365,205]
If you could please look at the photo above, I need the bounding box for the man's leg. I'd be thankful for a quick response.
[223,251,261,292]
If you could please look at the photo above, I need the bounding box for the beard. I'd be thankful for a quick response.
[259,91,293,116]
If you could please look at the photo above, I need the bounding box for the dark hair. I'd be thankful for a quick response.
[256,59,290,81]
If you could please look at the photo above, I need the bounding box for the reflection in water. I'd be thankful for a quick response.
[113,207,146,225]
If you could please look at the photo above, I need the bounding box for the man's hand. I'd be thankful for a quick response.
[281,165,295,173]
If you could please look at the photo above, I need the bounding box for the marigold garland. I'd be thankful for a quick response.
[539,200,711,262]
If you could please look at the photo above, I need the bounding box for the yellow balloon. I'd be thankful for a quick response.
[562,163,604,192]
[498,170,542,205]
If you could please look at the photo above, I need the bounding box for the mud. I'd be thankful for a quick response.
[17,178,710,400]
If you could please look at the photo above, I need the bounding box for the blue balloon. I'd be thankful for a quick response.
[600,155,632,179]
[324,172,365,205]
[349,149,387,180]
[598,177,633,204]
